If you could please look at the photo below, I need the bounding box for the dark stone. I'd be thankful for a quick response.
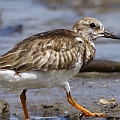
[0,99,10,119]
[81,60,120,72]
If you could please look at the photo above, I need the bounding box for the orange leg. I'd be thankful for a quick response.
[66,92,106,117]
[20,90,30,120]
[63,82,106,118]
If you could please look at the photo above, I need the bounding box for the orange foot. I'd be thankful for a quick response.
[66,92,106,118]
[83,111,106,117]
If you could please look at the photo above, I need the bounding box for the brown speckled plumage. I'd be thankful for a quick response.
[0,17,118,74]
[0,29,95,72]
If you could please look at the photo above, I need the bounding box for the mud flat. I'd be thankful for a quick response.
[0,72,120,120]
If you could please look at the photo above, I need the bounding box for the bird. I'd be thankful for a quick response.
[0,17,119,120]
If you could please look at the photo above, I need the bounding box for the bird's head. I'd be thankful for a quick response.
[72,17,120,41]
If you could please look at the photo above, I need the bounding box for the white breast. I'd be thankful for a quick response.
[0,64,81,91]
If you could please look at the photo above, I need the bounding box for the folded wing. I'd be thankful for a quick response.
[0,29,84,72]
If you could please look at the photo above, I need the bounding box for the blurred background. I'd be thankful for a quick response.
[0,1,120,119]
[0,0,120,61]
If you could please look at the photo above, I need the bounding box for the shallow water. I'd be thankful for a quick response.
[0,0,120,120]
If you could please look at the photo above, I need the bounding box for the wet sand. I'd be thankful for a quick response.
[0,72,120,120]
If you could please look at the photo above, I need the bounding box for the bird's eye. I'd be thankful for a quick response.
[89,23,96,28]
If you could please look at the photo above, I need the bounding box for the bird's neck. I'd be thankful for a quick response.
[72,28,96,67]
[73,28,96,41]
[81,39,96,68]
[80,31,96,42]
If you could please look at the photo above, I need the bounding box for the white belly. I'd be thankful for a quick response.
[0,67,80,91]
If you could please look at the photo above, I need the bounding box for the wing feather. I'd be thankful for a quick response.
[0,29,83,72]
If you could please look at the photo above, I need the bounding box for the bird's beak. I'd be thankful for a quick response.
[102,30,120,39]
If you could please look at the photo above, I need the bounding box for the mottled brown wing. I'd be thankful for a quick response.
[0,29,84,72]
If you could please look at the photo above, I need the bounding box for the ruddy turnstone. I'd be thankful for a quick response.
[0,17,119,120]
